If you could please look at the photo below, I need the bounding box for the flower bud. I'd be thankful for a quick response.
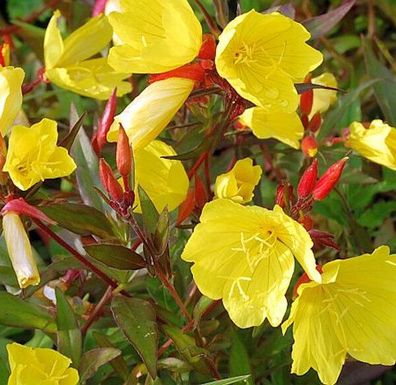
[116,124,132,178]
[194,174,208,210]
[275,181,294,209]
[312,157,348,201]
[308,112,322,133]
[297,159,318,199]
[198,34,217,60]
[2,198,55,224]
[300,88,314,116]
[99,158,123,202]
[3,212,40,288]
[97,88,117,151]
[301,135,318,158]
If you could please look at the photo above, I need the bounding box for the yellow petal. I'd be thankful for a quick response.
[239,107,304,149]
[44,10,64,69]
[215,10,322,111]
[133,140,189,213]
[3,213,40,288]
[346,120,396,170]
[309,72,338,118]
[108,0,202,73]
[107,78,194,150]
[0,66,24,136]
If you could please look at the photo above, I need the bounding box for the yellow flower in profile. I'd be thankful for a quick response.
[108,0,202,74]
[239,107,304,149]
[346,119,396,170]
[133,140,189,213]
[107,77,195,151]
[0,66,24,136]
[3,118,76,191]
[44,10,131,100]
[309,72,338,118]
[182,199,320,328]
[7,343,79,385]
[215,10,323,112]
[3,212,39,288]
[282,246,396,385]
[214,158,262,203]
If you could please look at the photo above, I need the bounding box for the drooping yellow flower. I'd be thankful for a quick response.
[133,140,189,213]
[182,199,320,328]
[44,10,131,100]
[345,119,396,170]
[214,158,262,203]
[7,343,79,385]
[239,107,304,149]
[3,118,76,191]
[282,246,396,385]
[107,77,195,151]
[3,212,39,288]
[309,72,338,118]
[108,0,202,74]
[215,10,323,112]
[0,66,24,136]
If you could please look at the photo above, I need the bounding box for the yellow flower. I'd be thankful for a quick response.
[108,0,202,74]
[44,10,131,100]
[107,78,195,151]
[282,246,396,385]
[3,118,76,191]
[7,343,79,385]
[214,158,262,203]
[3,212,39,288]
[0,66,24,136]
[346,119,396,170]
[133,140,189,213]
[215,10,323,112]
[239,107,304,149]
[182,199,320,328]
[309,72,338,118]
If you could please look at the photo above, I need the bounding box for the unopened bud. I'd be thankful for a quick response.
[300,75,313,116]
[3,212,40,288]
[301,136,318,158]
[275,181,294,209]
[2,198,55,224]
[297,159,318,199]
[0,43,10,67]
[312,157,348,201]
[97,88,117,151]
[99,158,123,202]
[198,34,217,60]
[308,112,322,133]
[116,125,132,178]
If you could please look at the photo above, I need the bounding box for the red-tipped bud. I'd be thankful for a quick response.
[198,34,217,60]
[97,88,117,151]
[99,158,123,202]
[312,157,348,201]
[2,198,56,224]
[308,112,322,133]
[92,0,107,16]
[116,125,132,178]
[293,265,323,298]
[297,159,318,199]
[301,114,309,129]
[301,136,318,158]
[177,189,195,225]
[275,181,294,209]
[300,77,314,116]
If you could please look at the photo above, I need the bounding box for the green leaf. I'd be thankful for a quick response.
[357,201,396,229]
[111,296,158,378]
[55,288,82,366]
[138,186,159,235]
[0,292,56,333]
[60,112,86,151]
[363,38,396,126]
[201,376,251,385]
[13,21,45,62]
[84,244,144,270]
[41,203,115,239]
[229,332,253,385]
[78,347,121,383]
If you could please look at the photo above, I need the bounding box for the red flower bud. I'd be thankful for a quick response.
[177,189,195,225]
[116,125,132,178]
[312,157,348,201]
[275,181,294,209]
[300,76,314,116]
[97,88,117,152]
[301,136,318,158]
[308,112,322,133]
[194,174,208,210]
[198,34,217,60]
[99,158,123,202]
[297,159,318,199]
[92,0,107,16]
[2,198,56,224]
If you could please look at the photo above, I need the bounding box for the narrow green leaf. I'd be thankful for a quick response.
[229,332,253,385]
[41,203,115,239]
[55,288,82,366]
[111,296,158,378]
[84,244,144,270]
[0,292,56,333]
[138,186,159,235]
[60,112,86,151]
[78,347,121,383]
[201,375,251,385]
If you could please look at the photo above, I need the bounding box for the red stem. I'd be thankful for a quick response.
[188,152,207,179]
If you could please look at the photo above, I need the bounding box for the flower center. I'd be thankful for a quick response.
[234,42,257,66]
